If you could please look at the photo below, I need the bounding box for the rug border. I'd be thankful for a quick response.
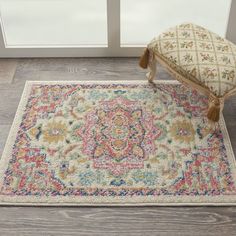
[0,80,236,206]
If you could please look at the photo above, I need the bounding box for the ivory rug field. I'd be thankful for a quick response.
[0,80,236,206]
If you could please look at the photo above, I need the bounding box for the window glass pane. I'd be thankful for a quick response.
[0,0,107,47]
[121,0,232,46]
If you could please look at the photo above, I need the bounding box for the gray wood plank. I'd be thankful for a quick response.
[0,125,11,157]
[224,97,236,155]
[0,85,25,125]
[13,58,171,85]
[0,58,235,236]
[0,207,235,236]
[0,59,17,84]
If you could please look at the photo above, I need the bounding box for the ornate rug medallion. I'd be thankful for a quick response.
[79,96,158,177]
[0,80,236,205]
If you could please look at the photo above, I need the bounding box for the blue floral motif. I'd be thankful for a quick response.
[78,171,95,186]
[114,90,126,95]
[132,170,158,186]
[110,179,126,186]
[78,170,106,186]
[87,90,108,100]
[130,89,153,100]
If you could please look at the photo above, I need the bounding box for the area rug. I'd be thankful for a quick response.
[0,80,236,206]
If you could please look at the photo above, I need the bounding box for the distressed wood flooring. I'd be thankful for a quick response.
[0,58,235,236]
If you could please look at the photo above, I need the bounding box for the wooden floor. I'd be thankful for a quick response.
[0,58,235,236]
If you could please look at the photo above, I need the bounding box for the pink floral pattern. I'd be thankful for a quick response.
[0,81,236,204]
[79,96,158,176]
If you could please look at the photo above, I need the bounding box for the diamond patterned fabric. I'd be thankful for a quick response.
[148,23,236,97]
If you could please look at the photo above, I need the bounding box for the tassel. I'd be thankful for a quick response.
[139,48,150,69]
[207,98,220,122]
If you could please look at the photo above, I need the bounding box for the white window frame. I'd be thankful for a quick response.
[0,0,234,57]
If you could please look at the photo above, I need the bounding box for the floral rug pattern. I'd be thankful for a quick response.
[0,81,236,205]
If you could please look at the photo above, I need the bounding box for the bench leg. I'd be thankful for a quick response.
[146,52,157,83]
[139,48,157,82]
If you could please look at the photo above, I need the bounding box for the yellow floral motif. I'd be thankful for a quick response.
[200,53,214,63]
[222,69,235,81]
[181,31,191,38]
[199,42,212,50]
[43,121,67,144]
[216,45,229,52]
[164,41,176,50]
[196,32,209,40]
[163,32,175,38]
[29,127,38,137]
[169,120,195,143]
[202,67,217,79]
[180,41,194,49]
[59,166,76,180]
[183,53,193,63]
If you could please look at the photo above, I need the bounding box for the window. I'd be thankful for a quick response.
[0,0,233,57]
[121,0,232,46]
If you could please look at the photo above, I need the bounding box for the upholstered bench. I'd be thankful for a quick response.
[139,23,236,122]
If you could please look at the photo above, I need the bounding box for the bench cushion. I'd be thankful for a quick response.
[148,23,236,97]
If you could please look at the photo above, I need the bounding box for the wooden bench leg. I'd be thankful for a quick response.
[147,54,157,83]
[139,48,157,83]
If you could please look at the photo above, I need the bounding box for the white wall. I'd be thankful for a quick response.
[227,0,236,43]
